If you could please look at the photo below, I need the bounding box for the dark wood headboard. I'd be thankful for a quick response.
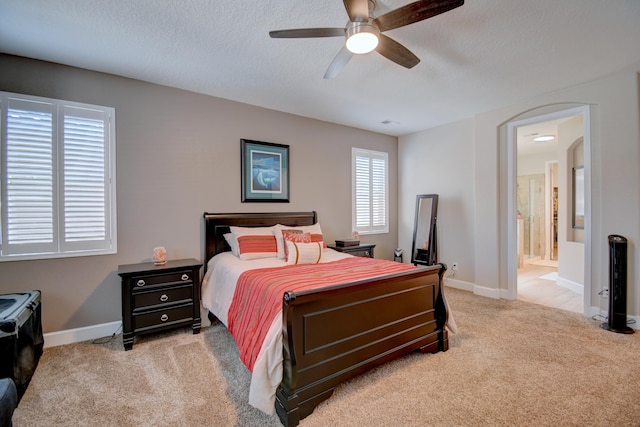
[202,211,317,271]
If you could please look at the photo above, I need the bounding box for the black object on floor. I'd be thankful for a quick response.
[0,291,44,402]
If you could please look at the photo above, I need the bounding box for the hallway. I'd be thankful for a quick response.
[518,263,583,313]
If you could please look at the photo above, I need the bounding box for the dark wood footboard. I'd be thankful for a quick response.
[275,263,448,426]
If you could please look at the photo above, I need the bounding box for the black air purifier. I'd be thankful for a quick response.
[601,235,634,334]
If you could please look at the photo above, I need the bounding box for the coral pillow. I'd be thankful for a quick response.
[236,235,278,260]
[228,225,278,260]
[282,231,311,261]
[285,241,324,265]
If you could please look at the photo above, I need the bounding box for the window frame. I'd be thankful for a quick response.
[352,147,389,235]
[0,91,117,262]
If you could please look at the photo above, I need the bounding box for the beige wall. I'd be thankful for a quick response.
[398,119,476,281]
[0,54,398,333]
[399,61,640,320]
[557,116,584,287]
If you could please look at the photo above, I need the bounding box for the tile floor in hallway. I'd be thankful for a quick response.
[517,263,583,313]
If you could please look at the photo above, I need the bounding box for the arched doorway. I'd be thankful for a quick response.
[504,105,591,314]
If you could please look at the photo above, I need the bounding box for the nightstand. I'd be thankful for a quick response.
[118,258,201,350]
[328,243,376,258]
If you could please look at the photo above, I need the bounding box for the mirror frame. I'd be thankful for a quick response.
[411,194,439,266]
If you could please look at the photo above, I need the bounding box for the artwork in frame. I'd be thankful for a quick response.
[241,139,290,202]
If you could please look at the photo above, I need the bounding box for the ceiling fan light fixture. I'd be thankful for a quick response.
[346,21,379,54]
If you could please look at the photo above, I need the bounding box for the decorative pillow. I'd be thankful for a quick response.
[236,234,278,260]
[223,232,239,256]
[282,231,311,260]
[228,225,278,260]
[285,241,324,265]
[274,223,325,258]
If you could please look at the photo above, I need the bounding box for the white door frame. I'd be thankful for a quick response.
[544,160,558,261]
[506,105,591,311]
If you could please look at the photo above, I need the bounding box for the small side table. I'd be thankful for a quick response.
[328,243,376,258]
[118,258,201,350]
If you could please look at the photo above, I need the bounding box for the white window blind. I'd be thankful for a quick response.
[1,92,117,261]
[352,148,388,234]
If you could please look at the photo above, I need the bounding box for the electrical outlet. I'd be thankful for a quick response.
[451,262,458,271]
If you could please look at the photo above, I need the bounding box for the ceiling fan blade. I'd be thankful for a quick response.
[374,0,464,32]
[269,28,345,38]
[375,34,420,69]
[324,47,353,79]
[343,0,370,22]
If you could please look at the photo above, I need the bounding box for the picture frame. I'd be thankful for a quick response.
[241,139,289,202]
[572,166,584,229]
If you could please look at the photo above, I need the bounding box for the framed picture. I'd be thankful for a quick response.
[572,166,584,229]
[241,139,289,202]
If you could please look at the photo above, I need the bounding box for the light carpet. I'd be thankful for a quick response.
[12,288,640,426]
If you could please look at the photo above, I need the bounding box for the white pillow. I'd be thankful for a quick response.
[285,241,324,265]
[230,225,276,236]
[223,232,239,256]
[274,223,324,259]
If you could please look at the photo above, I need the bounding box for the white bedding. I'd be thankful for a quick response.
[201,248,352,414]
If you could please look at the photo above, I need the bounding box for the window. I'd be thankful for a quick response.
[352,147,388,234]
[0,92,116,261]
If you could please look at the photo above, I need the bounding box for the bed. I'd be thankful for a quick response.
[202,211,448,426]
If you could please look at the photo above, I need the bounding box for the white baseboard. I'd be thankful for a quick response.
[556,276,584,294]
[444,277,473,292]
[444,277,501,299]
[44,321,122,348]
[44,305,212,348]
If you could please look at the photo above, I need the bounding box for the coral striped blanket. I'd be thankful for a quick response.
[227,256,417,371]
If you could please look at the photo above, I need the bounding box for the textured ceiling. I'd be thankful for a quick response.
[1,0,640,136]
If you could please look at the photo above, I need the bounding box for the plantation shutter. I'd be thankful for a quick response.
[1,92,116,260]
[354,154,371,229]
[352,148,388,234]
[61,106,110,251]
[2,98,57,255]
[371,156,386,228]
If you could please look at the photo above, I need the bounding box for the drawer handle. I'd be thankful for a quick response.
[160,294,169,302]
[160,314,169,322]
[181,274,189,281]
[364,251,370,256]
[136,279,146,287]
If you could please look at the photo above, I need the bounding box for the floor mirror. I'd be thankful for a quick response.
[411,194,438,266]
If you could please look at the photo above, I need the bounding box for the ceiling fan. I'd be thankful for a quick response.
[269,0,464,79]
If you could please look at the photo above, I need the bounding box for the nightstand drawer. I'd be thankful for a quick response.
[348,248,372,257]
[133,303,193,331]
[130,270,194,289]
[132,284,193,310]
[328,243,376,258]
